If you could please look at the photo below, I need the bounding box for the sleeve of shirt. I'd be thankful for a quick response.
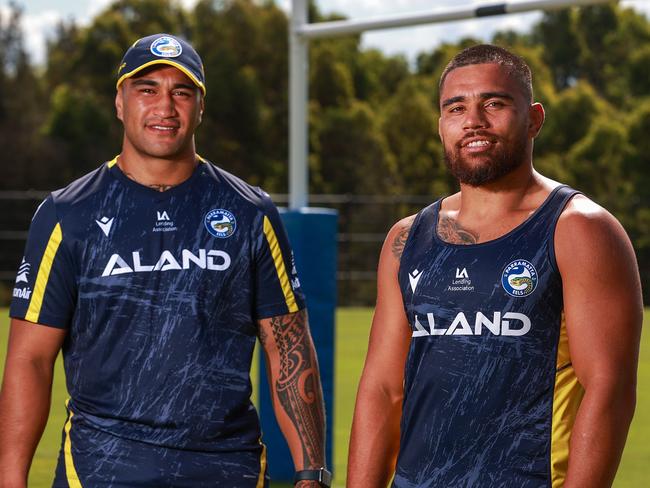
[253,196,306,319]
[9,195,77,329]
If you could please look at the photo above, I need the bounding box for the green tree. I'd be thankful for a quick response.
[381,77,448,196]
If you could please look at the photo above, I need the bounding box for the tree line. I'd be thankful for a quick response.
[0,0,648,303]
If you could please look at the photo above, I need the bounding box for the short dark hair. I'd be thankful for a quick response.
[439,44,533,102]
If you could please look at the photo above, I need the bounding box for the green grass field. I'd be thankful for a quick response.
[0,308,647,487]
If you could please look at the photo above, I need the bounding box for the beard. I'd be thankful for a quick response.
[443,130,528,187]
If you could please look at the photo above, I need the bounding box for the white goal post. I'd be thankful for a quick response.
[288,0,613,209]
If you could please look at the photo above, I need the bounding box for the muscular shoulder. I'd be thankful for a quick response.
[386,214,417,261]
[557,195,626,245]
[555,194,633,273]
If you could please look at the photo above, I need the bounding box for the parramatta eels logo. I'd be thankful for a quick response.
[501,259,538,297]
[150,36,182,58]
[205,209,236,238]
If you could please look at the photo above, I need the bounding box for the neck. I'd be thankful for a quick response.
[117,144,199,192]
[456,162,541,218]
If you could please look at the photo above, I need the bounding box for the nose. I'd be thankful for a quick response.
[463,104,489,130]
[153,92,177,118]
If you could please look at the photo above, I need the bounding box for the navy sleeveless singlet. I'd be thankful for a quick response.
[395,185,582,488]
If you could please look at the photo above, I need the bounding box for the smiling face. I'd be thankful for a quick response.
[115,65,204,161]
[438,62,543,187]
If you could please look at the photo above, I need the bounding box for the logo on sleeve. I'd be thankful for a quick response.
[502,259,538,297]
[13,257,32,299]
[290,252,301,290]
[205,209,236,238]
[15,258,30,283]
[96,216,115,237]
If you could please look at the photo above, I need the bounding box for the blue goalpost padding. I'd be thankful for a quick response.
[258,208,338,481]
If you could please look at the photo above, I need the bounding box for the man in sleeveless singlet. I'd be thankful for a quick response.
[0,34,330,487]
[348,45,642,488]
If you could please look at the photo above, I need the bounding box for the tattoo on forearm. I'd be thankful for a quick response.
[268,310,325,467]
[391,216,415,260]
[437,216,478,244]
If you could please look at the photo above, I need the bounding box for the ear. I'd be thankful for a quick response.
[115,88,124,122]
[528,102,545,138]
[198,96,205,124]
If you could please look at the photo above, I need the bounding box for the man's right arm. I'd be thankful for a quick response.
[347,216,414,488]
[0,319,66,487]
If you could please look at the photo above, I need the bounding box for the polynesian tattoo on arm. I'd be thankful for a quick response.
[437,216,478,245]
[260,309,325,468]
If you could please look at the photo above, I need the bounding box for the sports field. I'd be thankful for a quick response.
[0,308,647,487]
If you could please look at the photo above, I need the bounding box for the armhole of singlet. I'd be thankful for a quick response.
[548,188,583,274]
[397,200,439,284]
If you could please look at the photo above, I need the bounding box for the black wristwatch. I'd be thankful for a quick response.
[293,467,332,487]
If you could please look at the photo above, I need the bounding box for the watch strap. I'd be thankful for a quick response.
[293,467,332,487]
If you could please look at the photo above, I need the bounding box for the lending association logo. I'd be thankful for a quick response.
[204,209,236,238]
[502,259,538,297]
[447,267,474,292]
[154,210,177,233]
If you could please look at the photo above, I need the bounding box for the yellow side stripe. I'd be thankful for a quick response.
[64,400,83,488]
[263,216,298,313]
[256,441,267,488]
[25,223,63,323]
[550,315,584,488]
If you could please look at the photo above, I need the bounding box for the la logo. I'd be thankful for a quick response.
[456,268,469,279]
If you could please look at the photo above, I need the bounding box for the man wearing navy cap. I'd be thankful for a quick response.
[0,34,329,488]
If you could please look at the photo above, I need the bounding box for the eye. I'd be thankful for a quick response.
[486,100,504,108]
[139,88,155,94]
[173,90,192,97]
[448,105,464,114]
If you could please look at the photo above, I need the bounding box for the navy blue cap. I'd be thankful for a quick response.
[116,33,206,95]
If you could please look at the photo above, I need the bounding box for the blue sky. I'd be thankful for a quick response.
[7,0,650,66]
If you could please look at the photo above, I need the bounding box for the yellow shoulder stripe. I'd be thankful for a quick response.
[107,156,118,168]
[26,223,63,323]
[64,400,83,487]
[263,216,298,313]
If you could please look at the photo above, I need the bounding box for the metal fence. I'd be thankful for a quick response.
[0,191,435,306]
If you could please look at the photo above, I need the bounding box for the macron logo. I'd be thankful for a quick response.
[409,269,422,293]
[96,217,114,237]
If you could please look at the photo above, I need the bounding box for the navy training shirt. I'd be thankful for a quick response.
[10,157,305,452]
[395,185,583,488]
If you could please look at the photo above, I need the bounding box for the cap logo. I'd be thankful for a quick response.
[150,36,182,58]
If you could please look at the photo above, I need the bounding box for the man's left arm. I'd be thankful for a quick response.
[556,196,643,487]
[258,309,326,487]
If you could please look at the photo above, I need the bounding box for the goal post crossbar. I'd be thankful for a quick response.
[288,0,614,209]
